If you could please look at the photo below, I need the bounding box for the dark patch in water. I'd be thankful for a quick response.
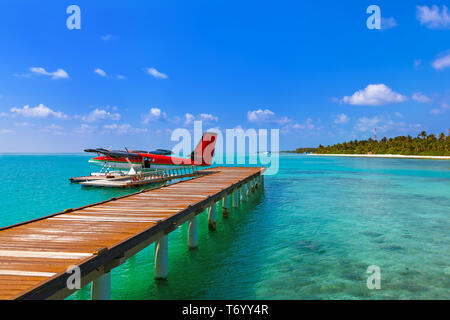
[295,240,326,254]
[383,244,404,251]
[360,231,383,238]
[399,268,424,277]
[397,282,429,292]
[340,271,365,281]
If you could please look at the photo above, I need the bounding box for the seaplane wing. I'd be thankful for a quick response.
[84,148,141,160]
[85,132,218,171]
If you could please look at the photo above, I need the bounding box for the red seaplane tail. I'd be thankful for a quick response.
[191,132,218,166]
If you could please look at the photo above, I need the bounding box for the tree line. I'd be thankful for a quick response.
[293,131,450,156]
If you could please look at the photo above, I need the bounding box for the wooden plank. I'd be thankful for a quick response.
[0,270,56,277]
[0,251,92,260]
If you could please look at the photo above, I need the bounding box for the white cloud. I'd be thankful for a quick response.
[184,113,219,125]
[0,129,13,134]
[117,75,127,80]
[247,109,291,124]
[334,113,350,124]
[430,103,450,115]
[394,112,404,118]
[416,5,450,29]
[0,112,7,117]
[281,118,320,134]
[381,17,398,30]
[354,115,420,134]
[42,124,64,135]
[102,124,148,135]
[430,108,444,114]
[354,116,383,132]
[74,124,96,135]
[81,108,121,122]
[133,128,149,133]
[432,54,450,70]
[103,124,131,135]
[30,67,69,79]
[14,122,31,127]
[10,104,68,119]
[414,59,422,69]
[94,68,107,77]
[247,109,274,122]
[142,107,167,124]
[341,84,407,106]
[412,92,432,103]
[101,34,114,41]
[145,67,168,79]
[199,113,219,122]
[184,113,195,125]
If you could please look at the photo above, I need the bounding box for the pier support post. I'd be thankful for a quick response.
[91,272,111,300]
[155,235,168,279]
[188,216,198,249]
[242,184,248,202]
[222,195,229,218]
[232,189,238,208]
[208,204,216,231]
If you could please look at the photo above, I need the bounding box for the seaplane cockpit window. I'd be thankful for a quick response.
[144,158,151,168]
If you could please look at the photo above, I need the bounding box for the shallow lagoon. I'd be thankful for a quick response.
[0,154,448,299]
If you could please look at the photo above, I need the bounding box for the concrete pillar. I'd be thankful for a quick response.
[155,235,168,279]
[233,189,238,208]
[91,272,111,300]
[188,216,198,249]
[208,204,216,231]
[222,195,229,218]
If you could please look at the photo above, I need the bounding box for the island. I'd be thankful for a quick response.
[287,131,450,157]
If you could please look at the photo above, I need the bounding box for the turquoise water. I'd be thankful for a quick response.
[0,154,449,299]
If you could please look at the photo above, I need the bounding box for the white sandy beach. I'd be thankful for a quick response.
[309,154,450,160]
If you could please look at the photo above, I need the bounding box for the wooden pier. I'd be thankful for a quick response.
[0,167,264,300]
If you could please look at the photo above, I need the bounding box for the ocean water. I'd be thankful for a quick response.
[0,154,449,300]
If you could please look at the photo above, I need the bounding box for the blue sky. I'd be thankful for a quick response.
[0,0,449,152]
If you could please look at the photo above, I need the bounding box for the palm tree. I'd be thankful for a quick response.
[419,131,427,139]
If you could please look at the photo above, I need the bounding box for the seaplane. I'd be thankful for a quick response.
[84,132,218,176]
